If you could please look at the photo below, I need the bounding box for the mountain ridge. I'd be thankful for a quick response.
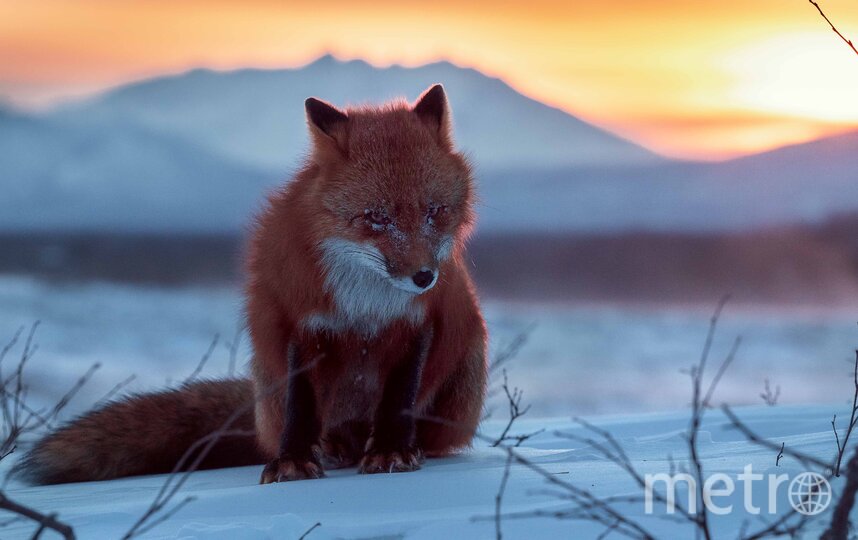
[47,54,663,171]
[2,55,858,233]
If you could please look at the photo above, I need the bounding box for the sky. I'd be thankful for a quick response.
[1,0,857,160]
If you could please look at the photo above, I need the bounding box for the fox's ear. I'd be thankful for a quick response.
[413,84,452,148]
[305,97,348,150]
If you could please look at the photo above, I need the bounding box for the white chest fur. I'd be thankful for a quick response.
[303,238,426,336]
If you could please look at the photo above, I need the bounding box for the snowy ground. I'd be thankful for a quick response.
[0,406,851,539]
[0,276,856,538]
[1,275,857,417]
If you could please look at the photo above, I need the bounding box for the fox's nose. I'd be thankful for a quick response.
[412,270,435,289]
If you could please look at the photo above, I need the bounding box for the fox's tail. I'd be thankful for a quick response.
[16,379,264,485]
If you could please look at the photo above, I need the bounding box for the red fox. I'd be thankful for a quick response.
[18,84,488,484]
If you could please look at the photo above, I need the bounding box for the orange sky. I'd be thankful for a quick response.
[1,0,857,160]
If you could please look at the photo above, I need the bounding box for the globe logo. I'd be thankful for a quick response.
[788,472,832,516]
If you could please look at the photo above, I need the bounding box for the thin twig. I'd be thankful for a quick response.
[225,325,245,377]
[558,420,696,523]
[123,354,325,539]
[0,325,83,538]
[495,453,513,540]
[701,336,742,410]
[808,0,858,57]
[0,493,74,540]
[685,296,732,540]
[490,324,536,375]
[184,334,219,384]
[821,445,858,539]
[93,375,137,409]
[722,405,830,470]
[419,410,658,540]
[45,363,101,427]
[831,350,858,477]
[760,379,780,406]
[298,522,321,540]
[491,370,541,447]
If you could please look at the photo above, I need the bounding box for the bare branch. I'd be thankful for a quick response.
[417,410,658,539]
[184,334,219,384]
[0,325,77,538]
[45,363,100,428]
[722,405,830,470]
[490,370,542,447]
[821,445,858,540]
[685,295,733,540]
[694,295,730,393]
[831,350,858,477]
[490,324,536,375]
[0,327,24,373]
[1,324,97,460]
[740,511,813,540]
[0,493,74,540]
[123,496,195,539]
[701,336,742,410]
[298,522,321,540]
[494,453,513,540]
[121,353,331,539]
[93,375,137,409]
[225,325,245,377]
[122,422,254,540]
[759,379,780,407]
[807,0,858,57]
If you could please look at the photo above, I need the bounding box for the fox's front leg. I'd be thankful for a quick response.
[359,328,433,474]
[260,341,323,483]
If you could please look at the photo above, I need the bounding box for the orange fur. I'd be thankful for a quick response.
[16,380,261,484]
[250,85,487,479]
[19,85,487,485]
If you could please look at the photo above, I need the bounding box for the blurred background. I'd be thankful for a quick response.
[1,0,857,417]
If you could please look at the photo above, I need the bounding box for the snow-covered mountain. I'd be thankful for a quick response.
[481,129,858,232]
[0,110,272,232]
[1,55,857,233]
[51,55,661,172]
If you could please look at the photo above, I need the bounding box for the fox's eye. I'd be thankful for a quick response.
[364,209,391,231]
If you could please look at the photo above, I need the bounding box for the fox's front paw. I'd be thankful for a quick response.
[260,456,324,483]
[358,448,424,474]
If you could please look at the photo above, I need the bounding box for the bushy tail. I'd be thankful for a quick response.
[17,379,264,485]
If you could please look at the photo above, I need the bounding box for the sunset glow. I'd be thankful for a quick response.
[1,0,857,160]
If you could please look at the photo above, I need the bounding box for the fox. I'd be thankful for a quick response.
[17,84,488,484]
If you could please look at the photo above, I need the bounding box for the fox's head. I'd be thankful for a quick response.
[305,85,475,297]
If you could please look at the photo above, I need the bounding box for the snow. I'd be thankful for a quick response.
[0,277,855,538]
[1,276,856,418]
[0,406,850,539]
